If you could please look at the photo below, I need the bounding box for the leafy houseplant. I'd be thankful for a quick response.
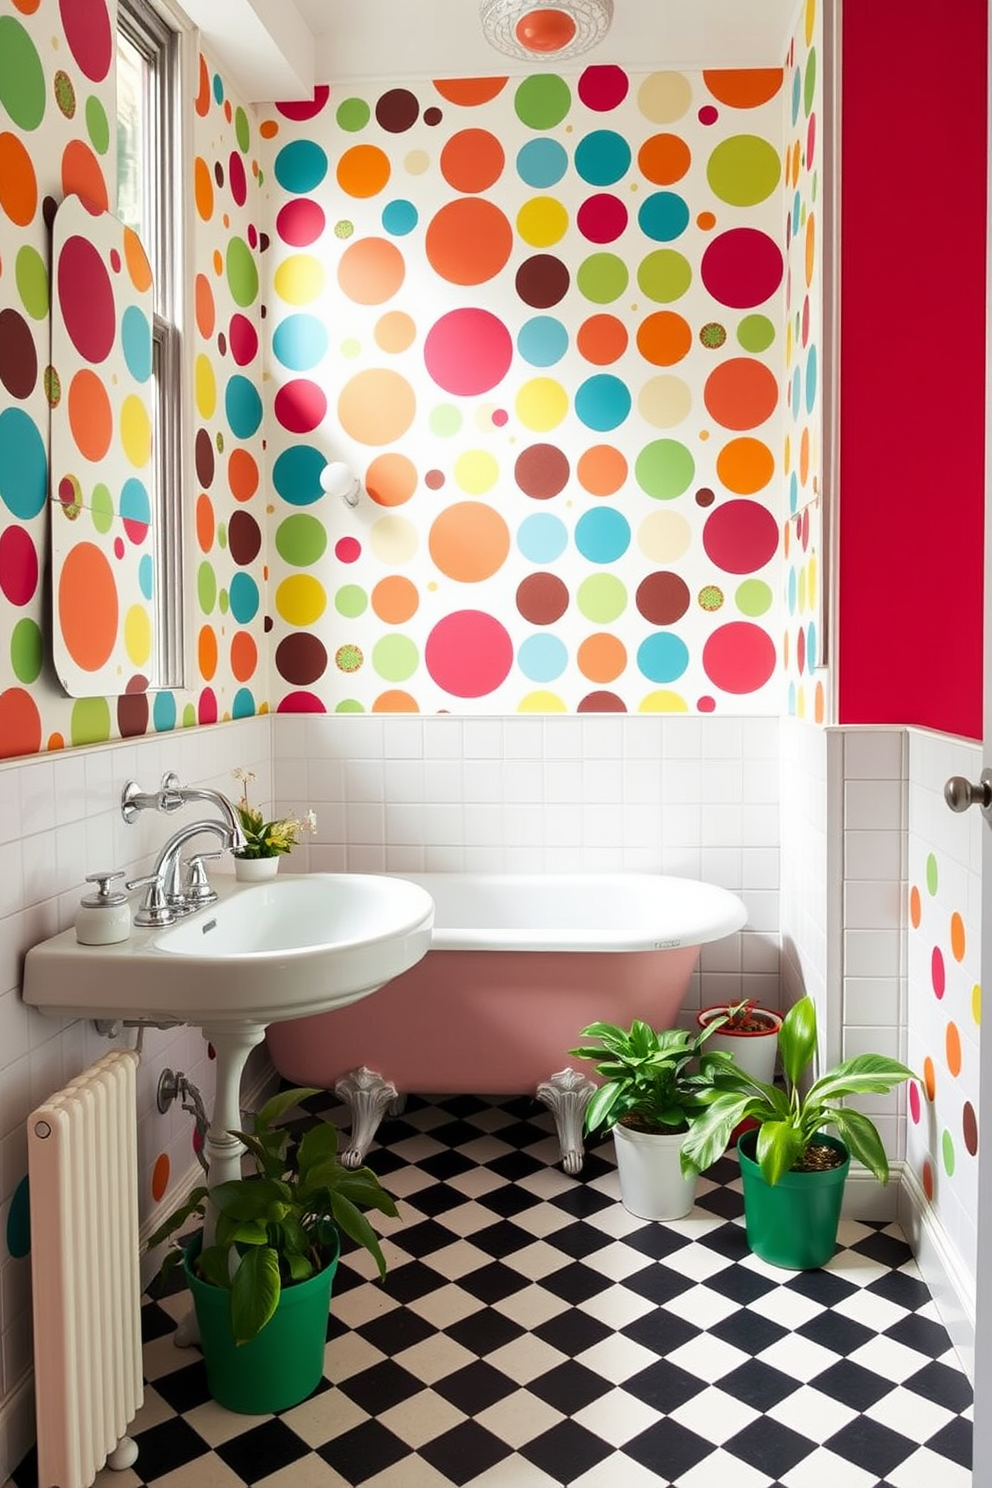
[231,767,316,861]
[696,997,783,1086]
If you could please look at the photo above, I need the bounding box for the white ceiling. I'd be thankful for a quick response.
[180,0,803,103]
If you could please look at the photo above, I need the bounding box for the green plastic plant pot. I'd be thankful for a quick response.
[737,1129,850,1270]
[184,1233,340,1414]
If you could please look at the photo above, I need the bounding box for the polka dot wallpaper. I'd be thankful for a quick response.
[259,62,796,715]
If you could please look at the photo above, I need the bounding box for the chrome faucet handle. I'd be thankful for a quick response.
[126,876,178,927]
[121,772,187,824]
[184,853,223,907]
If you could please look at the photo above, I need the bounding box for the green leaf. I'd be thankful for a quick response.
[828,1107,892,1184]
[144,1186,208,1251]
[297,1121,339,1180]
[285,1250,314,1283]
[806,1055,915,1106]
[754,1119,806,1186]
[680,1091,756,1174]
[230,1245,281,1344]
[584,1081,623,1135]
[330,1192,389,1281]
[196,1243,235,1290]
[252,1087,320,1134]
[210,1177,290,1221]
[778,996,818,1089]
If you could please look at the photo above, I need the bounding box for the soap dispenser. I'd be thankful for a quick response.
[75,871,132,945]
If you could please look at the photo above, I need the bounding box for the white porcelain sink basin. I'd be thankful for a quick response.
[22,873,435,1026]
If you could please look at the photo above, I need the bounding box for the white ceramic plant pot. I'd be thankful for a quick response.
[697,1005,783,1085]
[234,856,280,882]
[612,1121,698,1221]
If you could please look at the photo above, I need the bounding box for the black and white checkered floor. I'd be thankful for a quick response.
[13,1092,973,1488]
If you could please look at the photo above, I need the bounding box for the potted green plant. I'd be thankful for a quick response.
[148,1086,398,1413]
[696,997,783,1085]
[230,766,317,880]
[681,995,916,1269]
[569,1015,729,1220]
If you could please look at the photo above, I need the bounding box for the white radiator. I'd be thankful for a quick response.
[28,1049,144,1488]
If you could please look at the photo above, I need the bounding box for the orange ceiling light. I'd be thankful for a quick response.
[480,0,613,60]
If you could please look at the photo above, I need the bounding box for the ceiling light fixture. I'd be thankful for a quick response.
[480,0,613,61]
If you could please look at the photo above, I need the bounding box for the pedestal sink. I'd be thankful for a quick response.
[23,873,435,1195]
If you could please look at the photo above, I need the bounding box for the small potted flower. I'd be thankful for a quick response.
[697,997,783,1085]
[231,768,316,881]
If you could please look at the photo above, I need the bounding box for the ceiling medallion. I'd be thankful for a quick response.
[480,0,614,61]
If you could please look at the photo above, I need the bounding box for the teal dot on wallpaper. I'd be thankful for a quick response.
[121,305,152,383]
[637,249,692,304]
[226,238,259,308]
[804,49,817,116]
[517,512,568,563]
[638,192,690,242]
[382,199,418,236]
[15,245,49,320]
[574,507,631,564]
[514,74,572,131]
[272,444,327,506]
[788,679,797,714]
[6,1175,30,1259]
[337,97,371,132]
[276,512,328,565]
[10,617,42,684]
[637,632,689,684]
[792,64,802,125]
[272,313,328,372]
[575,374,631,432]
[429,403,463,436]
[373,633,418,682]
[225,374,263,438]
[577,573,627,622]
[576,252,628,304]
[518,316,568,367]
[789,470,799,515]
[85,95,110,155]
[197,562,217,614]
[229,572,259,623]
[519,633,567,683]
[738,314,775,352]
[335,698,366,712]
[926,852,939,896]
[517,138,568,189]
[138,553,154,601]
[806,621,818,670]
[791,366,801,418]
[335,584,368,618]
[942,1128,956,1177]
[232,688,256,719]
[235,105,251,153]
[0,17,45,131]
[0,408,46,520]
[213,73,224,104]
[153,691,177,731]
[574,130,631,187]
[735,579,772,617]
[787,565,797,615]
[805,346,818,414]
[274,140,329,194]
[792,191,801,236]
[634,438,695,500]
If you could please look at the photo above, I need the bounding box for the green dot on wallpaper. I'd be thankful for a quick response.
[85,94,110,155]
[11,617,43,684]
[335,585,368,618]
[429,403,463,437]
[70,697,112,746]
[335,698,365,713]
[373,633,419,682]
[217,522,228,549]
[337,97,371,132]
[15,244,48,320]
[219,589,230,615]
[234,104,250,152]
[514,74,571,131]
[197,562,217,614]
[926,852,939,896]
[182,703,197,727]
[942,1128,956,1177]
[577,573,627,623]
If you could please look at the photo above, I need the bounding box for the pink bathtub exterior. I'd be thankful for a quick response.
[264,872,748,1096]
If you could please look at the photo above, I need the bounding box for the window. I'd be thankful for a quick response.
[116,0,185,689]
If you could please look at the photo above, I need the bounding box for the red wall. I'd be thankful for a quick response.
[838,0,987,739]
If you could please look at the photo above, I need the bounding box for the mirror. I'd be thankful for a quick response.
[50,193,156,697]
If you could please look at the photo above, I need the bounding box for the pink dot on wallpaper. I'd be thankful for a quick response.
[113,536,125,559]
[424,308,513,396]
[276,198,326,247]
[426,199,513,285]
[702,499,779,574]
[577,194,628,244]
[229,314,258,366]
[698,106,718,125]
[58,0,112,81]
[198,687,218,724]
[909,1082,921,1123]
[700,227,784,309]
[578,65,629,111]
[276,85,330,121]
[0,523,38,606]
[697,696,716,712]
[702,622,776,695]
[426,610,513,698]
[228,151,247,207]
[932,946,946,999]
[277,690,327,712]
[275,379,327,433]
[336,536,361,562]
[57,235,115,364]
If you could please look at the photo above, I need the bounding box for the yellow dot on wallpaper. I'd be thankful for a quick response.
[369,514,419,564]
[950,911,966,962]
[519,690,567,712]
[194,354,216,418]
[973,983,981,1024]
[120,394,151,468]
[405,149,430,175]
[454,449,499,494]
[274,253,325,306]
[796,686,806,719]
[124,604,152,665]
[785,319,793,368]
[638,690,688,712]
[516,377,568,432]
[783,433,792,474]
[517,196,569,248]
[638,509,691,562]
[805,0,816,45]
[275,574,327,626]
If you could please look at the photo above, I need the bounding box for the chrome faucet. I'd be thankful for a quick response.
[122,773,248,926]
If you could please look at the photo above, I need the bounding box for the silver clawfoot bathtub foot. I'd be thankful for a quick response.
[536,1067,596,1175]
[334,1066,399,1168]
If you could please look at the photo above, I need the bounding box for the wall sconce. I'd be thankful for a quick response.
[320,461,362,507]
[479,0,613,60]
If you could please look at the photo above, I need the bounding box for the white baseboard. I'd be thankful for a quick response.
[898,1163,976,1383]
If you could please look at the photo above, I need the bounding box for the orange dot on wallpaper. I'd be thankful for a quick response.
[47,732,66,750]
[195,273,215,339]
[68,369,113,462]
[715,436,775,494]
[194,156,214,222]
[440,129,505,193]
[196,493,215,552]
[636,311,692,367]
[923,1056,936,1102]
[577,314,628,366]
[813,680,825,723]
[224,100,232,123]
[946,1021,962,1078]
[425,198,513,285]
[151,1152,170,1203]
[696,211,716,230]
[231,630,258,682]
[260,119,279,139]
[0,688,42,758]
[337,368,416,446]
[337,144,391,198]
[429,501,510,582]
[58,543,118,672]
[372,575,419,623]
[799,427,810,485]
[578,632,627,683]
[782,630,790,669]
[783,521,791,558]
[12,0,42,12]
[703,68,783,107]
[61,140,108,212]
[909,885,921,928]
[212,249,223,275]
[374,310,416,354]
[0,131,38,226]
[432,77,508,105]
[638,133,691,185]
[922,1158,934,1202]
[365,451,417,507]
[124,227,152,292]
[229,449,260,502]
[950,911,966,962]
[198,625,218,680]
[372,689,419,711]
[338,237,406,305]
[195,53,211,116]
[805,213,816,288]
[704,358,779,431]
[222,213,230,231]
[577,443,627,496]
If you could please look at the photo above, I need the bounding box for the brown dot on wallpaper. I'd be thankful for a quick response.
[276,633,328,686]
[425,469,445,490]
[424,107,443,125]
[228,510,262,566]
[516,572,569,625]
[636,571,690,625]
[43,195,58,230]
[214,161,225,187]
[195,427,215,488]
[515,443,569,500]
[376,88,419,132]
[963,1101,979,1157]
[264,614,273,632]
[260,233,270,252]
[578,691,626,713]
[217,332,227,356]
[516,254,570,309]
[0,309,38,400]
[695,487,715,506]
[118,680,150,739]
